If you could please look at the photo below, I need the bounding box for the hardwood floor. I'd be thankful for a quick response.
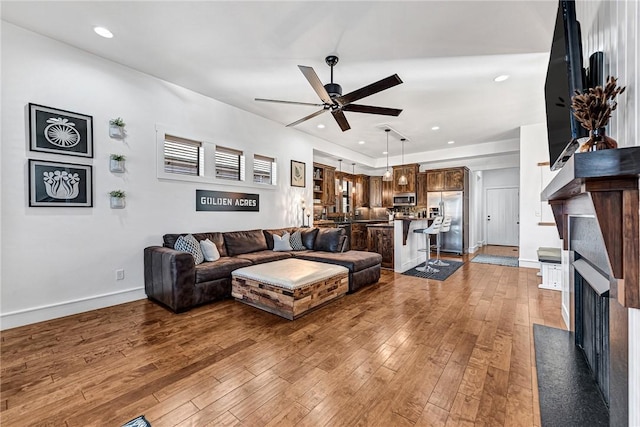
[1,248,563,426]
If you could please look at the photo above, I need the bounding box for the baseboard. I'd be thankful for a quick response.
[562,303,570,330]
[0,287,146,330]
[519,258,540,269]
[468,245,479,254]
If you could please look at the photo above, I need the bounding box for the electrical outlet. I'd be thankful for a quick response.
[115,269,125,280]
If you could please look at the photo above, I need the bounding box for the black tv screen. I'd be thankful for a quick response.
[544,0,587,170]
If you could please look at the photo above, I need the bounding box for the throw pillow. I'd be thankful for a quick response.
[200,238,220,262]
[290,230,306,251]
[174,234,204,265]
[273,232,293,251]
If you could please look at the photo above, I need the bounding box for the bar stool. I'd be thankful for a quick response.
[416,216,443,273]
[431,216,452,266]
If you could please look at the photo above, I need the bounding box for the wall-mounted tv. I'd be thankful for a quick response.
[544,0,588,171]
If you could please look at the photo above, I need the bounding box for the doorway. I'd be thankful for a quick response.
[486,187,519,246]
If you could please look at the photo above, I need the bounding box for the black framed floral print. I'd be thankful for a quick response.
[29,159,93,207]
[291,160,305,188]
[29,103,93,158]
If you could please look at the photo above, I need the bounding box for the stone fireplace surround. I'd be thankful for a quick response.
[542,146,640,426]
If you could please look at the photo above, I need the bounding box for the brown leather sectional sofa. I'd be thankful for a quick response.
[144,227,382,312]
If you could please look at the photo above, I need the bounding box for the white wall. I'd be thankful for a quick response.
[0,23,337,329]
[518,123,562,268]
[576,1,639,423]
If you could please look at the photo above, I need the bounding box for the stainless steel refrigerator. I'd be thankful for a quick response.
[426,191,464,254]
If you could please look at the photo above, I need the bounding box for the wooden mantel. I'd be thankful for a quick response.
[541,147,640,308]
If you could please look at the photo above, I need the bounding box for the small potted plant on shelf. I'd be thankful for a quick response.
[109,117,126,139]
[109,190,126,209]
[109,154,126,172]
[571,76,625,151]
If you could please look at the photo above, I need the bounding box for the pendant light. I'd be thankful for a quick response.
[398,138,408,186]
[382,129,393,181]
[337,159,343,194]
[351,163,356,194]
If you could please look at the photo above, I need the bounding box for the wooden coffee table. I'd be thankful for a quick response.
[231,258,349,320]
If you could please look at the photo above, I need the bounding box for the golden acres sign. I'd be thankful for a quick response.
[196,190,259,212]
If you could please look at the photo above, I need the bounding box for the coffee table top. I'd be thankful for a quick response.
[232,258,348,290]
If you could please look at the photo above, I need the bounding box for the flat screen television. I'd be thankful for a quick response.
[544,0,588,171]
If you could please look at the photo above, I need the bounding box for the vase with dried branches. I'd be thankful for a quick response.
[571,76,626,151]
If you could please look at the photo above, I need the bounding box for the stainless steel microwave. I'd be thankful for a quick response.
[393,193,416,206]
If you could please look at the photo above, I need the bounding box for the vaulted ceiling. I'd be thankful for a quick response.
[2,1,558,166]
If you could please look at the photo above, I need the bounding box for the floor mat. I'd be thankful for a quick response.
[402,260,464,281]
[470,254,519,267]
[533,324,608,426]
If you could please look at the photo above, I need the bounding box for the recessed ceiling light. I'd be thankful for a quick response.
[382,151,388,155]
[358,140,365,145]
[317,124,325,129]
[431,126,440,131]
[94,26,114,38]
[447,140,455,144]
[494,74,509,82]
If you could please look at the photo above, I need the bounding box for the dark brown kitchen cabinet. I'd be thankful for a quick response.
[416,172,428,206]
[426,167,467,191]
[313,163,336,206]
[392,164,419,194]
[323,167,335,206]
[370,176,382,207]
[444,168,464,191]
[426,170,444,191]
[354,175,370,208]
[350,223,368,251]
[382,179,394,208]
[367,226,394,269]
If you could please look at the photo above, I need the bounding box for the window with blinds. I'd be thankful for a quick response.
[163,134,202,176]
[215,146,245,181]
[253,154,276,185]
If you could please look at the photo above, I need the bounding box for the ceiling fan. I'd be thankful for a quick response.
[255,55,403,132]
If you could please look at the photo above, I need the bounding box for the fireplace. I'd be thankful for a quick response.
[542,147,640,427]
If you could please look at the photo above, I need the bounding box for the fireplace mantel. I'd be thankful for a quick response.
[542,147,640,308]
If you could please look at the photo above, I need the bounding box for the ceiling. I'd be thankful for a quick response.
[1,1,558,165]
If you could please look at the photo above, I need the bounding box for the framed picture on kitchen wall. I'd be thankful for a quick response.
[28,159,93,207]
[29,103,93,158]
[290,160,305,188]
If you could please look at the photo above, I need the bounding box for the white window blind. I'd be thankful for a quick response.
[215,145,244,181]
[164,134,202,176]
[253,154,276,184]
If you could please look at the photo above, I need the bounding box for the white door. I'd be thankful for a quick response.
[486,187,519,246]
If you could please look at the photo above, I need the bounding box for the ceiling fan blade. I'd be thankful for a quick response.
[342,104,403,116]
[336,74,403,106]
[298,65,334,105]
[331,109,351,132]
[255,98,324,107]
[286,108,328,127]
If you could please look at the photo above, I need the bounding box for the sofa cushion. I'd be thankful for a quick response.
[195,257,252,283]
[263,227,297,250]
[175,234,204,265]
[164,232,227,257]
[273,233,293,251]
[236,250,292,265]
[293,250,382,273]
[290,230,306,251]
[223,229,268,256]
[200,239,221,261]
[301,228,319,249]
[313,228,345,253]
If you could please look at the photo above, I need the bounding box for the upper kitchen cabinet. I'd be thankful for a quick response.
[354,175,370,208]
[416,172,428,206]
[370,176,382,207]
[426,167,468,192]
[313,162,336,206]
[392,164,420,194]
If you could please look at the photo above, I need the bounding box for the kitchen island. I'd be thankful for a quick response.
[367,218,432,272]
